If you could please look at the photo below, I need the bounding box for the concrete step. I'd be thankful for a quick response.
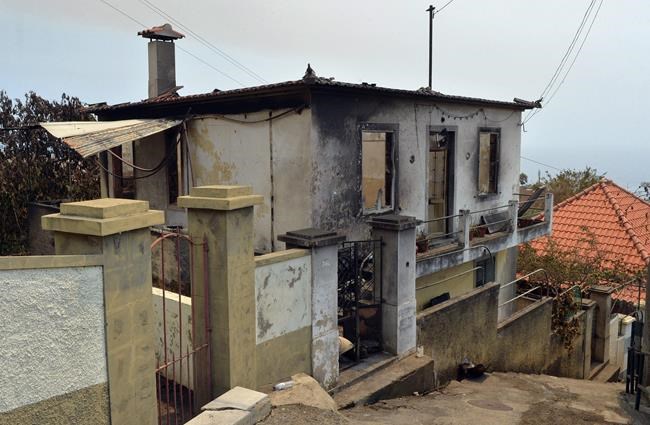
[330,352,398,396]
[333,353,434,410]
[590,362,620,383]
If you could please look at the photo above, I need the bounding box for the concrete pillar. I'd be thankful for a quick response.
[581,299,597,378]
[42,198,164,425]
[459,209,471,248]
[279,228,345,389]
[178,185,263,398]
[368,215,418,356]
[508,199,518,232]
[590,285,614,364]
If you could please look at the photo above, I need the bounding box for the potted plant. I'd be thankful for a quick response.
[416,230,429,253]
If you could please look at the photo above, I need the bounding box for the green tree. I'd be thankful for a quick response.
[533,167,604,205]
[0,91,99,255]
[518,227,643,349]
[519,172,528,186]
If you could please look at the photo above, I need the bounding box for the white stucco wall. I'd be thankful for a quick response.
[0,266,106,412]
[152,287,194,389]
[255,255,312,344]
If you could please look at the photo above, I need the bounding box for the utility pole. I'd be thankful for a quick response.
[427,5,435,89]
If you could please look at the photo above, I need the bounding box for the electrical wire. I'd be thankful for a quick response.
[436,0,457,14]
[97,124,184,179]
[97,0,244,87]
[520,156,562,171]
[137,0,267,84]
[523,0,603,125]
[539,0,597,101]
[543,0,604,107]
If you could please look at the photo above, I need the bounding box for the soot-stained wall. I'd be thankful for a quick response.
[309,91,522,240]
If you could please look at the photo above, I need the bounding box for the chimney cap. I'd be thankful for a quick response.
[138,23,185,41]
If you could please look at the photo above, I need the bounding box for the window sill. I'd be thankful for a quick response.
[362,207,395,217]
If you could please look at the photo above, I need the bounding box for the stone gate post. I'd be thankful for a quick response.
[279,228,345,389]
[42,198,164,425]
[368,215,418,356]
[178,185,263,399]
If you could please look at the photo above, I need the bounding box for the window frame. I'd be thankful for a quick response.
[477,127,501,197]
[359,123,399,215]
[475,255,495,287]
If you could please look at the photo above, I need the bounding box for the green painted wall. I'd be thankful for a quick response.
[0,383,109,425]
[255,326,312,387]
[416,262,476,311]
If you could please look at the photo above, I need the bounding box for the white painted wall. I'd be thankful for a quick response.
[255,255,312,344]
[0,266,106,412]
[152,287,194,389]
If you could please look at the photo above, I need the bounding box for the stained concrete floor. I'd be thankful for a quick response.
[262,373,650,425]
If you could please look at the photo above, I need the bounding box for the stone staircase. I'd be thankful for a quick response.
[589,361,620,383]
[330,353,434,409]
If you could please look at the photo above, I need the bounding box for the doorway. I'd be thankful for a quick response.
[427,127,455,241]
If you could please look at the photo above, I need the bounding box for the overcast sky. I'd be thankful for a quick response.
[2,0,648,189]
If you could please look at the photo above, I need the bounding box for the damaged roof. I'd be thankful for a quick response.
[86,74,539,117]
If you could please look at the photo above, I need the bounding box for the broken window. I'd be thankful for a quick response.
[478,129,500,196]
[106,143,135,199]
[361,130,395,213]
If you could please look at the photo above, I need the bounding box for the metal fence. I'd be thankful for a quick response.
[338,239,383,367]
[151,230,212,425]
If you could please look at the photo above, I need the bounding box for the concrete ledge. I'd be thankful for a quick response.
[497,297,552,329]
[0,254,104,270]
[60,198,149,219]
[202,386,270,423]
[42,210,164,236]
[254,249,310,267]
[417,282,499,319]
[189,185,253,198]
[186,410,252,425]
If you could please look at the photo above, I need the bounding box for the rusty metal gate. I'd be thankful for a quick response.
[338,239,383,367]
[151,229,212,424]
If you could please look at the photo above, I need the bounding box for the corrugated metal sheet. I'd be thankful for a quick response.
[40,119,181,157]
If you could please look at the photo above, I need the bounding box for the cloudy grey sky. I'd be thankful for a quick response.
[2,0,648,189]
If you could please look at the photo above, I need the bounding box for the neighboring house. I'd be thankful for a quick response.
[530,179,649,306]
[42,24,552,313]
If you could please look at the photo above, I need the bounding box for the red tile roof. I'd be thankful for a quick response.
[530,179,650,304]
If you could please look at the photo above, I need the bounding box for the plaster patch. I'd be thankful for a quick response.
[254,255,311,344]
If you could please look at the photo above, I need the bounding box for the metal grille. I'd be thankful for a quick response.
[338,240,383,366]
[151,230,212,424]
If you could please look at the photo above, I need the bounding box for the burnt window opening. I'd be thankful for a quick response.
[107,143,135,199]
[361,130,395,213]
[428,128,455,236]
[475,256,495,287]
[166,132,187,205]
[478,129,500,196]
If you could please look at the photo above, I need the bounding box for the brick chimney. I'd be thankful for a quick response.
[138,24,185,98]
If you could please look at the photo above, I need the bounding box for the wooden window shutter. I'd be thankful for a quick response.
[478,132,491,194]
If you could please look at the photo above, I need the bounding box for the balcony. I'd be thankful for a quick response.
[415,192,553,278]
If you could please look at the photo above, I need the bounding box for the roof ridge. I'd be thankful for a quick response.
[603,179,650,208]
[600,180,650,265]
[550,180,603,212]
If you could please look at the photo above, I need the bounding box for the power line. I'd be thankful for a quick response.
[543,0,604,107]
[137,0,267,84]
[539,0,596,101]
[97,0,244,87]
[521,156,562,171]
[523,0,603,125]
[436,0,457,14]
